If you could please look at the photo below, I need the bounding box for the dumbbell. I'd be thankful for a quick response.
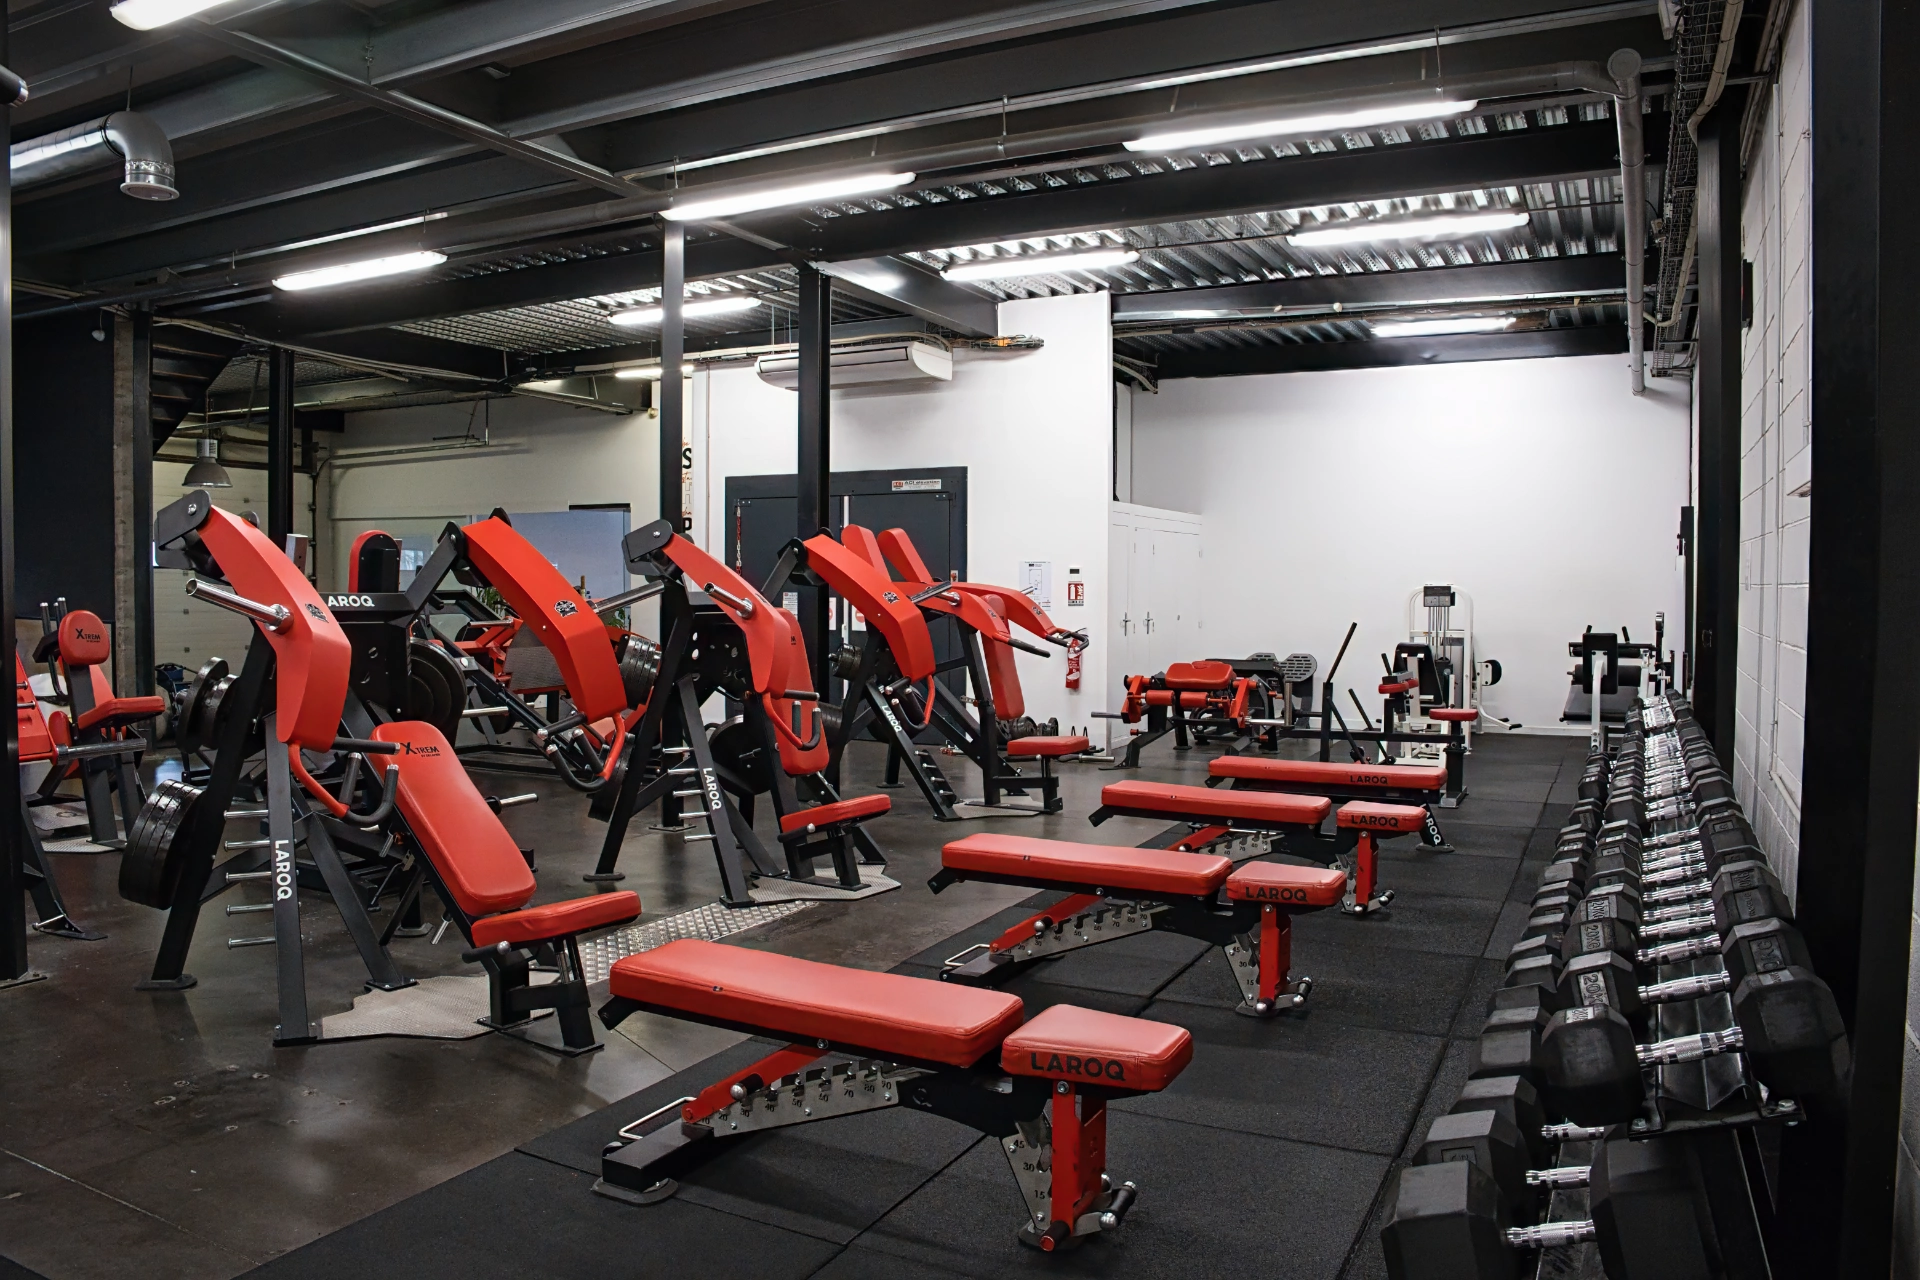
[1382,1136,1714,1280]
[1415,1109,1588,1224]
[1449,1075,1551,1166]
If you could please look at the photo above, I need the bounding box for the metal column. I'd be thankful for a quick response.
[1780,1,1920,1273]
[796,266,832,701]
[0,20,22,983]
[1691,105,1741,762]
[657,221,685,828]
[266,346,295,551]
[129,313,154,695]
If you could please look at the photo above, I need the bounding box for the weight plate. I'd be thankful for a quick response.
[118,779,202,908]
[407,639,466,740]
[175,658,230,755]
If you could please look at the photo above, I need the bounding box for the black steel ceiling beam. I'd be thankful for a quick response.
[249,236,789,340]
[785,114,1651,259]
[1113,253,1627,319]
[821,257,998,337]
[1138,322,1625,377]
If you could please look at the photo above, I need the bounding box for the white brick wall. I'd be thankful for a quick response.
[1734,0,1811,897]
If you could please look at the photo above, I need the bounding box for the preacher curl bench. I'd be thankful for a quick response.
[596,938,1191,1251]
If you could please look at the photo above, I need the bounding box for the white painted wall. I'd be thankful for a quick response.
[330,394,662,588]
[1128,354,1691,732]
[688,291,1114,732]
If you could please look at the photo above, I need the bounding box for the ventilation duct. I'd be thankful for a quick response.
[756,342,953,389]
[11,111,177,200]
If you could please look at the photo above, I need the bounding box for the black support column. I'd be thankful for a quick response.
[266,346,295,551]
[1782,1,1920,1273]
[657,221,685,828]
[1691,105,1741,761]
[795,266,832,702]
[129,313,153,694]
[0,21,25,983]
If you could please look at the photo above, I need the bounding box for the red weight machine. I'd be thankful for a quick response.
[1101,659,1276,770]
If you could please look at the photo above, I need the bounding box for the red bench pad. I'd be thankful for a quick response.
[610,939,1024,1068]
[1100,780,1331,826]
[1336,801,1429,834]
[1163,660,1234,691]
[471,891,640,947]
[1006,735,1090,757]
[944,834,1230,897]
[1429,708,1480,723]
[1002,1004,1191,1092]
[77,691,167,733]
[1210,757,1445,792]
[1224,862,1348,907]
[373,721,536,915]
[778,792,890,834]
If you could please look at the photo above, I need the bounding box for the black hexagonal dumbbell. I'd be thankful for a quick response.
[1382,1135,1715,1280]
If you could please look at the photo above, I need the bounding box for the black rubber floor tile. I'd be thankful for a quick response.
[902,907,1039,969]
[1374,849,1521,901]
[1431,823,1535,861]
[1118,1000,1445,1155]
[1155,936,1478,1038]
[246,1151,840,1280]
[843,1114,1388,1279]
[808,1244,976,1279]
[1440,798,1547,828]
[1447,958,1509,1040]
[1483,899,1536,960]
[1399,1038,1477,1160]
[991,926,1209,998]
[1336,1159,1406,1280]
[1291,893,1503,959]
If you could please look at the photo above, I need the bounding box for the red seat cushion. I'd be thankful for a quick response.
[1100,780,1331,827]
[76,692,167,734]
[471,891,640,947]
[1429,708,1480,723]
[1336,801,1429,834]
[1006,734,1090,757]
[1163,660,1234,691]
[779,792,890,834]
[1224,862,1348,907]
[1001,1005,1191,1092]
[1209,757,1446,792]
[943,834,1231,897]
[373,721,536,916]
[1378,677,1419,695]
[609,939,1025,1067]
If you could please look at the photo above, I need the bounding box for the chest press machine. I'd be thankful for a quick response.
[582,519,899,903]
[124,492,637,1050]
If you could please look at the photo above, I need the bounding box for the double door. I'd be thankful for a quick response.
[1109,518,1200,681]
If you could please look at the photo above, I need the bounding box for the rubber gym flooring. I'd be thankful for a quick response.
[0,732,1585,1279]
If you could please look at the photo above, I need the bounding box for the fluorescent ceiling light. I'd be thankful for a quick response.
[608,296,761,327]
[663,172,915,221]
[1371,315,1516,338]
[273,250,446,291]
[111,0,236,29]
[1132,38,1440,91]
[671,127,892,175]
[941,249,1139,281]
[1127,99,1476,153]
[1287,209,1529,247]
[615,364,699,379]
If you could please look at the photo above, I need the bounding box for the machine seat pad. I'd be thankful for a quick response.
[778,793,890,834]
[76,693,167,733]
[609,939,1024,1068]
[1224,862,1348,907]
[1101,780,1332,826]
[943,833,1230,897]
[1143,689,1212,709]
[1336,801,1430,834]
[1210,757,1446,791]
[1001,1004,1192,1092]
[1429,708,1480,723]
[471,892,640,948]
[373,720,537,916]
[1162,660,1234,691]
[1378,678,1420,695]
[1006,735,1090,758]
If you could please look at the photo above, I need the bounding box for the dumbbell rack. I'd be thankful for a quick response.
[1382,691,1852,1280]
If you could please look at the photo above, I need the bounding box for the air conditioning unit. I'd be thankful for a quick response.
[756,341,953,389]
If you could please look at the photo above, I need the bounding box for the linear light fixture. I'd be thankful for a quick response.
[1287,209,1529,247]
[1371,315,1516,338]
[615,364,699,380]
[1126,99,1476,153]
[111,0,236,29]
[663,172,916,221]
[940,249,1139,282]
[608,296,762,327]
[671,126,893,175]
[273,250,446,291]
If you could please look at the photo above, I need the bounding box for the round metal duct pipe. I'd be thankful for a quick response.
[10,110,178,200]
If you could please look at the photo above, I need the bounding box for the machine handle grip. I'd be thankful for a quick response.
[332,736,399,754]
[702,582,757,618]
[910,582,960,604]
[591,581,667,615]
[462,940,511,964]
[55,737,148,761]
[187,579,293,633]
[339,763,401,828]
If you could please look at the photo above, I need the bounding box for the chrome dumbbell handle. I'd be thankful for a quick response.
[1636,1025,1744,1067]
[1506,1221,1598,1248]
[1639,970,1734,1003]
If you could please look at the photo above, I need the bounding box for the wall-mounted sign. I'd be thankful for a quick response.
[1020,560,1052,608]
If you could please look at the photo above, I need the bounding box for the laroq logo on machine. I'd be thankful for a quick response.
[325,594,377,609]
[1025,1052,1129,1082]
[273,837,296,901]
[1239,883,1313,904]
[304,603,328,621]
[555,600,578,618]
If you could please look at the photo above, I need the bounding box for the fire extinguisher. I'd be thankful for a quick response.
[1065,636,1083,691]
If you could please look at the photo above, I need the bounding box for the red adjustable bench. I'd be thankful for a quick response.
[1091,780,1425,913]
[1207,756,1452,851]
[596,939,1190,1250]
[931,833,1346,1016]
[372,721,640,1052]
